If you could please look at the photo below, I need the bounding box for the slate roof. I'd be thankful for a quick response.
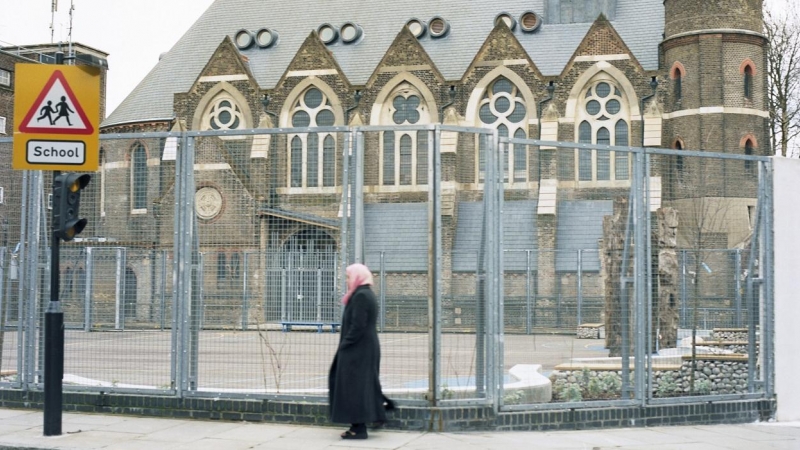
[103,0,664,127]
[453,200,538,272]
[363,203,429,272]
[555,200,612,272]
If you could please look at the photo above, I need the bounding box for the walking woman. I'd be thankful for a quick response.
[328,263,393,439]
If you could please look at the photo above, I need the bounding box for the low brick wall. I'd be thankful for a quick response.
[0,389,775,432]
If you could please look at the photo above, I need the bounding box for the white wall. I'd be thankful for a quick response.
[773,157,800,422]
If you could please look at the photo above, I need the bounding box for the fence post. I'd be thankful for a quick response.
[316,267,323,322]
[242,252,250,331]
[495,132,505,410]
[761,161,775,396]
[379,252,386,332]
[354,131,365,264]
[634,151,647,405]
[83,248,93,332]
[734,248,742,328]
[428,127,442,405]
[526,250,532,334]
[577,249,583,328]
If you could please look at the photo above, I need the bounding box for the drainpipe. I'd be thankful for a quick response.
[261,94,279,208]
[439,85,457,123]
[536,81,556,179]
[639,77,659,148]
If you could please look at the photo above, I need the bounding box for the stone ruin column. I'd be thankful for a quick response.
[656,207,680,350]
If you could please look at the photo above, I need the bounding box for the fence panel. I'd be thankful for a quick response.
[499,139,639,408]
[0,138,22,387]
[647,149,767,401]
[186,130,345,396]
[1,128,773,412]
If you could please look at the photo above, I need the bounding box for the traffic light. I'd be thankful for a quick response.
[53,173,91,242]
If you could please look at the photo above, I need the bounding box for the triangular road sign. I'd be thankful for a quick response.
[18,69,94,135]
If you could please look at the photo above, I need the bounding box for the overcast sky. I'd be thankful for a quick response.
[0,0,790,119]
[0,0,215,116]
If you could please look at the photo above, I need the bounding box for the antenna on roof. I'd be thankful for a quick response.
[50,0,58,43]
[67,0,75,59]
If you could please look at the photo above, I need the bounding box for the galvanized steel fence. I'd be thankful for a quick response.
[0,126,773,413]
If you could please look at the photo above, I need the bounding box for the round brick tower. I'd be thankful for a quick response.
[661,0,768,199]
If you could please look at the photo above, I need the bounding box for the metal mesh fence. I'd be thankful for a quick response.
[0,139,22,387]
[0,127,773,411]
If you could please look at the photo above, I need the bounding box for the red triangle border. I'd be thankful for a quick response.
[18,69,95,135]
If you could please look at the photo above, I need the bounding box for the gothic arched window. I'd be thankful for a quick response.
[744,65,753,100]
[131,143,148,211]
[477,76,529,182]
[201,94,246,132]
[288,87,337,188]
[744,139,755,174]
[575,79,630,182]
[380,83,431,187]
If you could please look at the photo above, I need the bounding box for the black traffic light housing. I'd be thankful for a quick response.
[53,173,91,241]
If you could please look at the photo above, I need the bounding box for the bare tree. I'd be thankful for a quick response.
[766,3,800,157]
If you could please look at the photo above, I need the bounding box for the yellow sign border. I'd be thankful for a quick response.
[13,64,100,172]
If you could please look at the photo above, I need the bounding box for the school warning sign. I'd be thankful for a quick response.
[13,64,100,171]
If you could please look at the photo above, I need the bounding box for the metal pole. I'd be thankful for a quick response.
[379,252,386,332]
[316,267,322,322]
[428,128,441,404]
[242,253,250,331]
[734,248,742,328]
[354,131,365,264]
[496,133,505,411]
[760,161,774,395]
[577,250,583,327]
[83,248,93,332]
[634,151,647,405]
[114,248,122,330]
[160,250,167,331]
[745,163,764,392]
[526,250,532,335]
[17,172,28,390]
[681,251,688,328]
[645,153,654,402]
[44,169,63,436]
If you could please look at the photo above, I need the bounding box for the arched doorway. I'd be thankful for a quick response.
[280,229,337,322]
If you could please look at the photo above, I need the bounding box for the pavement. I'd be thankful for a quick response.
[0,408,799,450]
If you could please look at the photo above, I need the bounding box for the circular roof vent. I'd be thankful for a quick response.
[318,24,339,44]
[429,16,450,38]
[495,13,517,31]
[340,22,363,44]
[255,28,279,48]
[406,18,427,38]
[519,11,542,33]
[234,29,255,49]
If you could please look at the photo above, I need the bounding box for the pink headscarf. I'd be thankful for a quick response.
[341,263,374,306]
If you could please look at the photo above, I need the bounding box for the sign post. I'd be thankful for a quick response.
[13,58,100,436]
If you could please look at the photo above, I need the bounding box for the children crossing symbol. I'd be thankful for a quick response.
[19,70,94,135]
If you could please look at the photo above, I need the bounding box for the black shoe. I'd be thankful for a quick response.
[341,429,368,439]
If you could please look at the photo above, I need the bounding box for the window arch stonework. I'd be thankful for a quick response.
[192,82,254,133]
[286,85,340,189]
[573,76,631,184]
[378,82,432,188]
[474,76,532,183]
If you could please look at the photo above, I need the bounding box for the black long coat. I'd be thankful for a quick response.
[328,285,387,424]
